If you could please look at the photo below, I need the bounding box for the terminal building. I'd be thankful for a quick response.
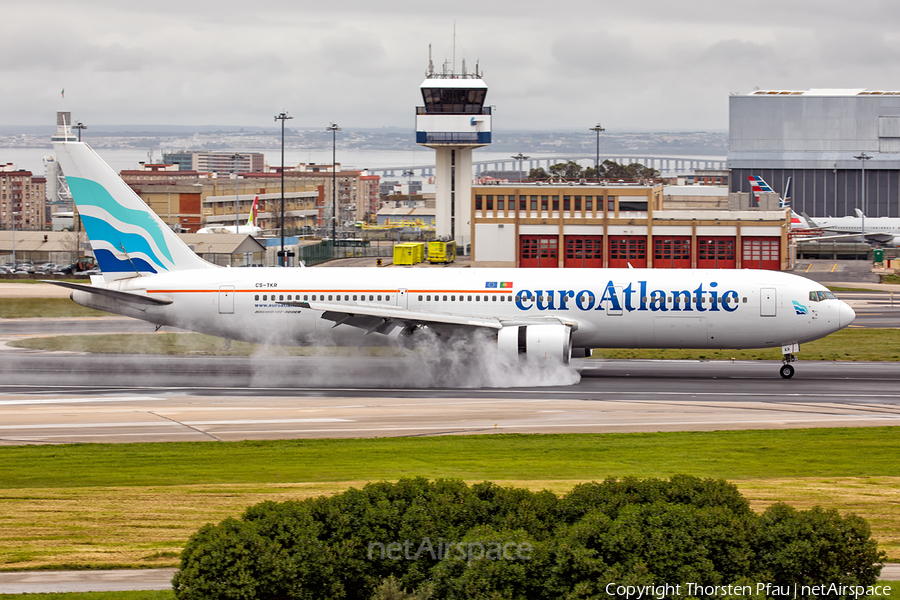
[728,89,900,218]
[470,183,788,270]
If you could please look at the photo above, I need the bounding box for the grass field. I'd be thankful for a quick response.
[0,299,106,319]
[9,328,899,361]
[0,429,899,570]
[0,593,173,600]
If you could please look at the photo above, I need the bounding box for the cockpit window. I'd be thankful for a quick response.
[816,291,828,301]
[809,291,819,302]
[823,291,836,299]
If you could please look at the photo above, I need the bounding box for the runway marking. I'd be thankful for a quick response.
[0,418,355,430]
[18,413,898,439]
[0,396,164,406]
[183,418,353,425]
[148,411,223,442]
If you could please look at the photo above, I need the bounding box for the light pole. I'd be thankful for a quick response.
[511,153,529,182]
[327,123,341,246]
[589,123,605,178]
[403,169,415,208]
[854,151,872,237]
[274,112,293,265]
[11,211,17,267]
[74,122,87,142]
[230,153,242,233]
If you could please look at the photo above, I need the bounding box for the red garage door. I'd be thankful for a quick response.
[653,236,691,268]
[520,235,559,268]
[742,237,781,270]
[608,236,647,268]
[564,235,603,268]
[696,237,735,269]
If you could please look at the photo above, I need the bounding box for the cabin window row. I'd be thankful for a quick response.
[255,294,391,302]
[417,294,510,302]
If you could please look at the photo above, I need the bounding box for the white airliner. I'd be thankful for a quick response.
[750,175,900,246]
[802,210,900,247]
[196,195,263,236]
[48,140,856,380]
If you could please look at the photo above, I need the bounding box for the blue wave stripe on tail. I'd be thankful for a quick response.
[93,249,158,274]
[68,177,174,264]
[80,215,168,271]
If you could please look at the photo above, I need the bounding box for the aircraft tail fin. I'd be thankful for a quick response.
[782,177,792,207]
[54,140,216,281]
[855,208,865,218]
[801,212,819,228]
[246,195,259,228]
[748,174,792,207]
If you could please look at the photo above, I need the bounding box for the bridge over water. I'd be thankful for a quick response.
[370,154,727,179]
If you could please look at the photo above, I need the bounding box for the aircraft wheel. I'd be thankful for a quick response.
[779,364,795,379]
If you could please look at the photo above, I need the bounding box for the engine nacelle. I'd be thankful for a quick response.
[497,324,573,364]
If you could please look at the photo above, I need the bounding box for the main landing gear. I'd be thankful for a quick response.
[780,353,797,379]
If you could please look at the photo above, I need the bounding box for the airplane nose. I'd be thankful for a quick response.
[839,302,856,328]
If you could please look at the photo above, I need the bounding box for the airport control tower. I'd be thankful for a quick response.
[416,54,491,252]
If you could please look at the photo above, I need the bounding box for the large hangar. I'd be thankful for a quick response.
[728,89,900,218]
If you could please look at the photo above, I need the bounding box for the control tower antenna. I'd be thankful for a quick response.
[452,21,456,74]
[427,44,434,77]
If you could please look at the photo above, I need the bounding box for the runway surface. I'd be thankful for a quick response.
[1,351,899,443]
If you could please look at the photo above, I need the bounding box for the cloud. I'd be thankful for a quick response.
[4,0,900,130]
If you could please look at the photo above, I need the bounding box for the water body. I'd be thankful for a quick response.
[2,147,561,178]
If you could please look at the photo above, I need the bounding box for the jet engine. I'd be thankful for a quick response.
[497,324,573,364]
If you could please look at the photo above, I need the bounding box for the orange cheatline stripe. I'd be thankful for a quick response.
[148,289,515,295]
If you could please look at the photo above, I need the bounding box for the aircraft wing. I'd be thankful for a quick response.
[278,300,577,335]
[804,232,895,244]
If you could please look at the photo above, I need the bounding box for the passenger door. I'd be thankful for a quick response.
[218,286,234,314]
[760,288,776,317]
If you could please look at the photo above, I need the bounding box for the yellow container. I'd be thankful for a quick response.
[409,242,426,263]
[393,243,420,265]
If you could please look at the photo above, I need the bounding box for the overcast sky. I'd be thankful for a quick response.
[4,0,900,132]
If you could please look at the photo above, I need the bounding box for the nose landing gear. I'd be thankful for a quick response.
[779,343,800,379]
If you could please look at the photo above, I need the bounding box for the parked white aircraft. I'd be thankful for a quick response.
[803,210,900,247]
[750,175,900,246]
[196,195,263,236]
[48,140,855,380]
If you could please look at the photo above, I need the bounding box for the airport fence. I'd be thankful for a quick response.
[297,242,394,267]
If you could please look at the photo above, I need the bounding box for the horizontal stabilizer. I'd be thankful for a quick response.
[41,280,173,306]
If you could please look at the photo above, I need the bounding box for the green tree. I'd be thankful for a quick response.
[548,161,585,179]
[596,160,660,179]
[173,477,884,600]
[754,503,885,597]
[528,167,548,179]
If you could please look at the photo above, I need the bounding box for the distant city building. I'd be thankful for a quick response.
[282,164,380,225]
[162,151,265,174]
[1,164,47,231]
[50,112,78,143]
[728,89,900,218]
